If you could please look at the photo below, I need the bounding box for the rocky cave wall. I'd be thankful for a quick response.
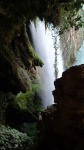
[0,1,45,125]
[0,0,72,125]
[0,1,45,149]
[35,65,84,150]
[0,0,84,150]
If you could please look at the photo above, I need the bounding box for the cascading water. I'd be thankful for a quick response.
[29,19,64,108]
[73,41,84,66]
[54,32,64,78]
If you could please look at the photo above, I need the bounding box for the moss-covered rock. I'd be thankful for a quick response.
[0,16,43,93]
[5,83,42,129]
[13,84,39,113]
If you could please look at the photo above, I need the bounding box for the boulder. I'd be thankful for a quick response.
[36,65,84,150]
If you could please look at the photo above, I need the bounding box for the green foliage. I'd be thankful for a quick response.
[23,21,44,68]
[59,2,84,34]
[27,41,44,67]
[12,83,42,115]
[0,125,32,150]
[13,84,38,111]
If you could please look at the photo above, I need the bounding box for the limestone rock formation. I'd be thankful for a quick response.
[0,3,44,129]
[60,10,84,68]
[36,65,84,150]
[0,17,43,93]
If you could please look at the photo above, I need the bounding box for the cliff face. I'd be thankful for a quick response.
[0,0,62,96]
[36,65,84,150]
[0,17,43,93]
[0,0,62,128]
[53,64,84,124]
[60,10,84,68]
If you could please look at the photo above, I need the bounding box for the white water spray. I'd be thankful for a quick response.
[55,33,64,78]
[29,19,64,108]
[73,41,84,66]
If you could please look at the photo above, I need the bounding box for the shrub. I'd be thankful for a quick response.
[0,125,32,150]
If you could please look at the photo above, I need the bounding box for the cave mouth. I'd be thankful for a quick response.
[29,18,64,108]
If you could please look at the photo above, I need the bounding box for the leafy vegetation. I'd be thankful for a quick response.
[26,36,44,68]
[0,125,32,150]
[59,2,84,34]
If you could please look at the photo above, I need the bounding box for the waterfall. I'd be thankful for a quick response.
[55,33,64,78]
[73,41,84,66]
[57,45,64,78]
[29,19,64,108]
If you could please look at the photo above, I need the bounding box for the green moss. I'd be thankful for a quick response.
[22,21,44,68]
[27,43,44,67]
[12,83,41,114]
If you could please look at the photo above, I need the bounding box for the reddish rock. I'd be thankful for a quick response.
[36,65,84,150]
[53,64,84,111]
[53,65,84,138]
